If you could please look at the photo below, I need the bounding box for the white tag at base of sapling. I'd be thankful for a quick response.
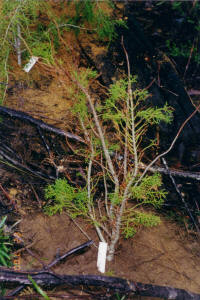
[23,56,38,73]
[97,242,108,273]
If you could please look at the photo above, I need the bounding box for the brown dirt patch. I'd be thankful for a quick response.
[19,212,200,295]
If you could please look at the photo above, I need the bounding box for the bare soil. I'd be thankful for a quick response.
[19,212,200,295]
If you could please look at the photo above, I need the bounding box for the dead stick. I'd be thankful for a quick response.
[8,240,93,296]
[47,240,93,269]
[139,163,200,181]
[13,234,47,269]
[0,148,56,181]
[0,106,85,143]
[136,103,200,185]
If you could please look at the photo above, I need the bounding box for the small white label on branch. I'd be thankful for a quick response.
[23,56,38,73]
[97,242,107,273]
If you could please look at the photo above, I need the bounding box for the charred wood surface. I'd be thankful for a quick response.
[0,106,85,182]
[0,106,84,143]
[0,267,200,299]
[140,163,200,181]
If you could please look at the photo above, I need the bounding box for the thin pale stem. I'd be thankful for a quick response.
[108,38,140,261]
[80,117,106,243]
[75,81,119,195]
[2,52,9,104]
[2,4,21,46]
[16,24,21,66]
[97,200,111,238]
[107,171,137,261]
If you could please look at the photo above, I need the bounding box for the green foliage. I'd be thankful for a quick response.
[44,179,89,218]
[71,96,88,120]
[66,0,127,41]
[171,1,183,12]
[107,76,137,104]
[131,173,167,208]
[115,293,127,300]
[0,0,125,102]
[71,69,98,120]
[166,40,200,65]
[0,216,12,267]
[122,209,161,239]
[73,69,98,88]
[95,7,119,41]
[105,269,115,276]
[108,193,122,206]
[136,103,173,125]
[103,77,172,127]
[165,2,200,65]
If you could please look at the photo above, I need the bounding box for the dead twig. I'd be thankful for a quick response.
[30,184,42,208]
[13,234,47,269]
[183,38,195,79]
[47,240,93,269]
[139,162,200,181]
[136,102,200,186]
[8,240,93,297]
[162,157,200,234]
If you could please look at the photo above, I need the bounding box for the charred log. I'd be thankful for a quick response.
[0,268,200,300]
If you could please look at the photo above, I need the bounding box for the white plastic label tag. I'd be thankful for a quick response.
[97,242,108,273]
[23,56,38,73]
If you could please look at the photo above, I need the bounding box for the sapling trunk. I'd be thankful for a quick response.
[75,82,119,194]
[107,38,140,261]
[73,63,141,261]
[63,44,174,261]
[80,117,106,243]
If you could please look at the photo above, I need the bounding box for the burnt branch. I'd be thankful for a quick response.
[7,240,94,297]
[0,148,56,181]
[139,163,200,181]
[0,106,84,143]
[47,240,94,269]
[0,268,200,300]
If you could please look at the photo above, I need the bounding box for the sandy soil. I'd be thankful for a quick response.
[19,212,200,296]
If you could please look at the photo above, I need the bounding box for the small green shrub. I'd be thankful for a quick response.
[0,216,12,267]
[44,68,172,260]
[122,210,161,239]
[44,178,89,218]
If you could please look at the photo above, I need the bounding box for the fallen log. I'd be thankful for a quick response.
[0,267,200,299]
